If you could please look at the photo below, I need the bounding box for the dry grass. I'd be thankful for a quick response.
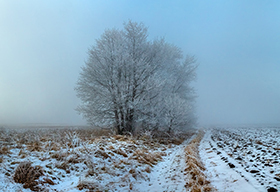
[113,135,128,141]
[18,149,28,159]
[51,151,69,161]
[95,149,111,159]
[0,146,11,155]
[144,165,152,173]
[130,149,163,167]
[55,161,70,172]
[112,149,128,157]
[66,153,84,164]
[27,141,42,152]
[13,161,44,191]
[78,128,112,141]
[48,141,61,151]
[77,179,103,191]
[0,126,196,191]
[43,177,55,185]
[185,130,216,192]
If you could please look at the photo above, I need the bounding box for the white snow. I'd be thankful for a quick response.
[5,125,280,192]
[0,127,196,192]
[199,127,280,192]
[134,136,195,192]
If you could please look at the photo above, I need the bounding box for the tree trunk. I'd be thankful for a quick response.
[114,110,122,135]
[167,119,173,135]
[124,108,134,134]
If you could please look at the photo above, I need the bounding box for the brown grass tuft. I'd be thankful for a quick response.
[0,146,10,155]
[203,185,215,192]
[13,161,44,191]
[55,161,70,172]
[51,152,68,161]
[113,149,128,157]
[113,135,125,140]
[130,149,163,166]
[77,179,102,191]
[27,141,42,152]
[185,130,216,192]
[66,153,83,164]
[43,178,55,185]
[49,142,61,151]
[18,149,27,158]
[197,175,206,185]
[144,165,152,173]
[95,150,111,159]
[107,145,115,150]
[191,185,202,192]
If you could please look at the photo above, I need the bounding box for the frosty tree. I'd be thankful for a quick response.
[75,21,197,135]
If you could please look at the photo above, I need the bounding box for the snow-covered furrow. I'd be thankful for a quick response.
[200,127,280,192]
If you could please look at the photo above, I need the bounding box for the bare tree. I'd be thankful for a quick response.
[76,21,197,135]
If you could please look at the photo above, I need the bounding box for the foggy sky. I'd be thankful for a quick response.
[1,0,280,126]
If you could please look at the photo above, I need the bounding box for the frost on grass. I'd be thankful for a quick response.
[0,126,194,191]
[13,161,44,191]
[184,130,215,192]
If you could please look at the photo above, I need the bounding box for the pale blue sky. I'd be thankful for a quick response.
[1,0,280,125]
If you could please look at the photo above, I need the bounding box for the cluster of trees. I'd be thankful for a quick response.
[76,21,197,135]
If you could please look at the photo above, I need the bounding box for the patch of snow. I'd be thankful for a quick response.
[200,128,273,192]
[0,127,196,192]
[134,135,195,192]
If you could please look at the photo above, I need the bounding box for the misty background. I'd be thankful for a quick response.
[1,0,280,126]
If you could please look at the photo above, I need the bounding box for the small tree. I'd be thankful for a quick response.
[76,21,197,135]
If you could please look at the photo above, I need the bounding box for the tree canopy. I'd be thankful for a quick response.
[76,21,197,135]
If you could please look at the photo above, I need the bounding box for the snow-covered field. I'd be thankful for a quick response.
[200,126,280,192]
[0,126,196,192]
[5,125,279,192]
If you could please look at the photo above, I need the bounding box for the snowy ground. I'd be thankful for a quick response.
[4,125,280,192]
[0,126,195,192]
[200,126,280,192]
[134,135,195,192]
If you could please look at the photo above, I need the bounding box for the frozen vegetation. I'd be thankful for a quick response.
[0,126,205,192]
[75,21,197,135]
[0,21,211,192]
[2,125,280,191]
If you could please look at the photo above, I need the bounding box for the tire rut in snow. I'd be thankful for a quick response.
[142,138,194,192]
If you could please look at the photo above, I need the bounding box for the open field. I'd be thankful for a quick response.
[0,126,200,192]
[200,126,280,192]
[8,125,280,191]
